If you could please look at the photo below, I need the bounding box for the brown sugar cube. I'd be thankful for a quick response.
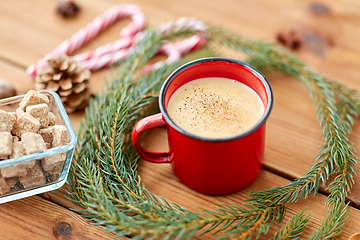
[12,113,41,138]
[46,173,60,182]
[15,106,25,117]
[53,125,69,147]
[19,159,36,169]
[19,90,49,108]
[2,140,36,178]
[42,125,69,173]
[19,162,46,189]
[42,152,66,174]
[26,104,49,128]
[15,159,37,169]
[0,174,10,195]
[48,112,56,126]
[8,112,16,119]
[22,159,37,169]
[5,177,19,188]
[13,136,20,142]
[1,162,30,178]
[39,126,54,144]
[22,132,47,155]
[0,109,16,132]
[0,132,13,158]
[10,138,26,159]
[1,165,27,178]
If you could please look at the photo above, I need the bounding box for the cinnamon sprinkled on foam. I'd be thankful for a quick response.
[167,78,264,138]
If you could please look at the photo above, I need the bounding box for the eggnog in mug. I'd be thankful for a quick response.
[167,77,265,138]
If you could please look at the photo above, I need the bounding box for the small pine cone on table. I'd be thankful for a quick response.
[34,55,91,113]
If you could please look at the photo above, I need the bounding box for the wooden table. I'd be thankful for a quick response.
[1,0,360,239]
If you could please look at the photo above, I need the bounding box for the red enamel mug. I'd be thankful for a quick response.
[132,57,273,195]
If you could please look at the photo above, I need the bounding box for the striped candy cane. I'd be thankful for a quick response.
[142,18,207,72]
[27,6,208,76]
[143,43,181,73]
[143,34,207,73]
[82,17,208,72]
[80,48,130,71]
[27,4,146,77]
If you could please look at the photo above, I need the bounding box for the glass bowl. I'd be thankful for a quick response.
[0,90,76,203]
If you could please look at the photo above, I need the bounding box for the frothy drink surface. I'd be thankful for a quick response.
[167,77,264,138]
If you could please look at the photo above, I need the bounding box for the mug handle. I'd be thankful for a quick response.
[132,113,170,163]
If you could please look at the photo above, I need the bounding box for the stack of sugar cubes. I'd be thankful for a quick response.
[0,90,69,195]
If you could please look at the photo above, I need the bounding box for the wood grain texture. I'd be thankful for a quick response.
[0,0,360,239]
[0,195,118,240]
[139,127,360,239]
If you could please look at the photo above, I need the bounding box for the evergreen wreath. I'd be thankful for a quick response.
[68,19,359,239]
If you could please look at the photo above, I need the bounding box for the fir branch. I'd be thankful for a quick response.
[208,27,357,239]
[69,20,225,239]
[198,202,285,239]
[308,202,350,240]
[68,22,360,240]
[270,210,310,240]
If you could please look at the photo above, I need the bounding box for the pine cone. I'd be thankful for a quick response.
[34,55,91,113]
[56,1,80,18]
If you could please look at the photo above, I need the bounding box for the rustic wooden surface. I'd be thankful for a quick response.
[0,0,360,239]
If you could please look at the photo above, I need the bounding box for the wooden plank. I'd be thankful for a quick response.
[0,65,119,239]
[46,141,360,239]
[60,0,360,207]
[0,195,118,239]
[46,126,360,239]
[0,0,360,238]
[112,0,360,206]
[1,0,359,74]
[0,0,133,68]
[0,44,110,132]
[137,127,360,239]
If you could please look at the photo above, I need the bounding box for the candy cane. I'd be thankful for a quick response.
[73,36,133,62]
[75,17,207,72]
[158,17,207,34]
[27,7,208,77]
[78,17,207,71]
[143,43,181,73]
[175,34,207,55]
[142,18,207,72]
[27,4,146,77]
[80,49,130,71]
[143,34,207,73]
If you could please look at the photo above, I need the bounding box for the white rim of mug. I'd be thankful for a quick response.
[159,57,273,142]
